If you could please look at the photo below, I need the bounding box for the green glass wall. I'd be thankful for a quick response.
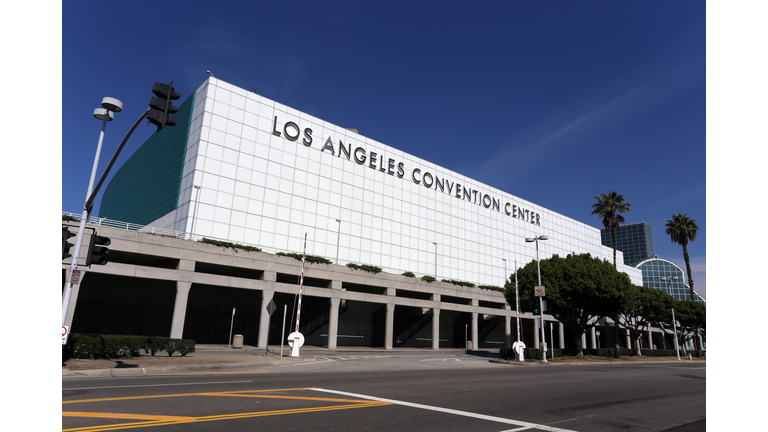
[99,93,195,225]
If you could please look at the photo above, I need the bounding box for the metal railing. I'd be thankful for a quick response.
[62,211,298,256]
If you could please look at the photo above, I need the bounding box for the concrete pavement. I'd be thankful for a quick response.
[62,344,703,378]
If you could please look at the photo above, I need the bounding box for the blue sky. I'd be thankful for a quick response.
[60,1,707,298]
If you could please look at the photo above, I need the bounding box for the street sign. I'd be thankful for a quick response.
[71,270,81,285]
[62,325,70,345]
[266,299,277,316]
[535,286,545,296]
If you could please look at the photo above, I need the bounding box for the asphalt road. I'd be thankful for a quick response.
[62,353,706,431]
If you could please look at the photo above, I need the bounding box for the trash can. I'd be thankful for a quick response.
[232,334,243,348]
[466,341,473,351]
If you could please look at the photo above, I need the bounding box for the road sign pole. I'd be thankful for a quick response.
[229,308,235,348]
[281,305,287,358]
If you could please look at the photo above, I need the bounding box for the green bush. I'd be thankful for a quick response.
[199,238,261,252]
[276,252,332,265]
[402,271,415,277]
[477,285,503,292]
[441,279,476,288]
[346,263,382,274]
[63,334,196,360]
[62,215,79,222]
[421,275,436,283]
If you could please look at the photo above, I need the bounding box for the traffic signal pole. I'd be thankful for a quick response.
[63,83,181,331]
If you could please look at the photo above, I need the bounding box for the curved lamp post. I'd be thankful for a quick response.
[62,97,123,328]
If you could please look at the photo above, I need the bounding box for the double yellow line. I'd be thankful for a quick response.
[63,388,391,431]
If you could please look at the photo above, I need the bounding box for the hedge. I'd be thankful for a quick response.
[498,347,700,360]
[63,334,195,360]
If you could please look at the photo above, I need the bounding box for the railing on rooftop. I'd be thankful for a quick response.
[61,211,287,256]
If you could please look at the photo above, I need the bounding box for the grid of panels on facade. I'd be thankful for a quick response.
[100,95,195,224]
[638,258,694,301]
[171,78,642,287]
[600,223,653,266]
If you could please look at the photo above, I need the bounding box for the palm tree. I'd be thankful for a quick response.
[665,213,699,301]
[591,189,631,358]
[591,190,632,268]
[665,213,701,357]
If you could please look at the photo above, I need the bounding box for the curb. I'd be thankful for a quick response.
[489,358,706,366]
[62,357,318,378]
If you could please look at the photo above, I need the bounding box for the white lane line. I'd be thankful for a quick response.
[62,380,253,391]
[311,388,578,432]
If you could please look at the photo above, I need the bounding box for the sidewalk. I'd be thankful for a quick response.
[62,344,473,378]
[62,344,702,378]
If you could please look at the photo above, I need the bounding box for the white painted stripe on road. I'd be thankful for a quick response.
[311,388,578,432]
[63,380,253,391]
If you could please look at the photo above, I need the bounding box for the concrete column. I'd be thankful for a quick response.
[258,290,274,349]
[431,308,440,350]
[384,303,394,350]
[533,317,540,349]
[647,329,654,350]
[471,312,478,350]
[581,332,587,351]
[558,322,565,349]
[328,297,340,349]
[589,327,597,349]
[170,281,192,339]
[625,330,631,349]
[505,314,512,348]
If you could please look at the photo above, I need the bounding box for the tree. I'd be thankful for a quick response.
[591,189,631,357]
[664,213,699,302]
[591,189,632,268]
[617,285,668,356]
[639,288,676,351]
[674,299,706,357]
[504,253,631,356]
[665,213,702,357]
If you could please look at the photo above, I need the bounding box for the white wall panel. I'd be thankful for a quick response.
[174,77,642,286]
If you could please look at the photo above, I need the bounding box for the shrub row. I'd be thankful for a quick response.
[441,279,475,288]
[346,263,382,273]
[200,238,261,252]
[276,252,333,265]
[63,334,196,360]
[499,347,703,359]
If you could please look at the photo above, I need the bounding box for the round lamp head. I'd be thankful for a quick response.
[539,236,549,241]
[101,97,123,112]
[93,108,114,121]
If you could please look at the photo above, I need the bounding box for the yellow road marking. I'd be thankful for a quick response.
[203,392,368,403]
[63,401,391,431]
[62,412,195,421]
[63,387,315,404]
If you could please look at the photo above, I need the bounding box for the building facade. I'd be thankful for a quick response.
[600,222,654,266]
[100,77,642,289]
[635,256,705,303]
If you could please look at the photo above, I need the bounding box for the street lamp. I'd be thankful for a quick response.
[526,235,548,362]
[502,258,507,287]
[190,185,202,240]
[63,97,123,327]
[432,242,438,278]
[335,219,341,265]
[661,276,682,361]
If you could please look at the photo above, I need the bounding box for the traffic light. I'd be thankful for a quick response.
[62,227,76,260]
[86,233,111,266]
[147,81,182,131]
